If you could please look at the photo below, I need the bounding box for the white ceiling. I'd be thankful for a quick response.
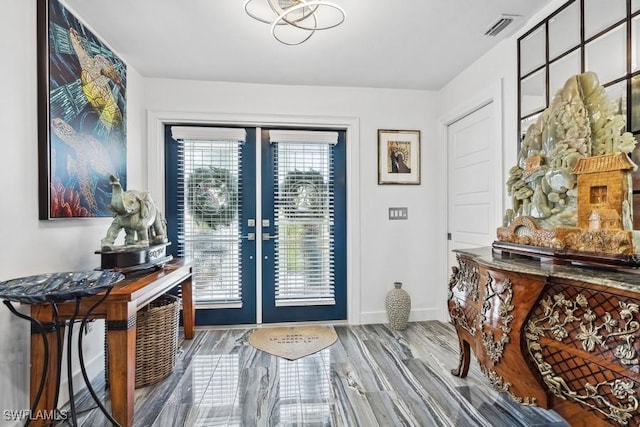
[62,0,551,91]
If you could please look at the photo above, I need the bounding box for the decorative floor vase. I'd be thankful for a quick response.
[385,282,411,330]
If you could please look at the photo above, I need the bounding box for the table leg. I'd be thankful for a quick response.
[181,275,195,340]
[106,301,137,427]
[60,299,83,427]
[30,305,63,427]
[79,289,120,426]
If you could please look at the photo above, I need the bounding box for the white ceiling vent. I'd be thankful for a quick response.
[484,14,520,37]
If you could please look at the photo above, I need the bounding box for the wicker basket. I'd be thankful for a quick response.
[105,294,180,388]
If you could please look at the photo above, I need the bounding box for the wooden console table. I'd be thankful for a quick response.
[448,247,640,426]
[29,259,194,427]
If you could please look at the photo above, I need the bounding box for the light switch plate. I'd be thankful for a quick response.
[388,207,408,220]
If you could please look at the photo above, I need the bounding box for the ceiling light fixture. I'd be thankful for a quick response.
[244,0,346,45]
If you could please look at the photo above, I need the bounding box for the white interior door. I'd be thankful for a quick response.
[447,102,497,269]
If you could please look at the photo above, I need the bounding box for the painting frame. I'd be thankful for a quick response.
[37,0,127,219]
[377,129,421,185]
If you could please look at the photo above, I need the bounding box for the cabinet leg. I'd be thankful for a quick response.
[451,335,470,378]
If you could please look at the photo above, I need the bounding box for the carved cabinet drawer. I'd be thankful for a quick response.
[475,266,548,406]
[448,254,480,340]
[525,278,640,426]
[448,253,549,406]
[448,247,640,426]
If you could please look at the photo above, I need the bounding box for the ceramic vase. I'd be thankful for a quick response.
[385,282,411,330]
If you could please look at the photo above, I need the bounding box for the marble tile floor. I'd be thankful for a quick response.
[68,321,569,426]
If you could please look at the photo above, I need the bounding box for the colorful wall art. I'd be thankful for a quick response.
[38,0,127,219]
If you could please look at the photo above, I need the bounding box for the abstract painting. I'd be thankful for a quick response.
[38,0,127,219]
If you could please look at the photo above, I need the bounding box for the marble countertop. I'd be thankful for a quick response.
[455,246,640,293]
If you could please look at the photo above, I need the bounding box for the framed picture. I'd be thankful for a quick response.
[38,0,127,219]
[377,129,421,185]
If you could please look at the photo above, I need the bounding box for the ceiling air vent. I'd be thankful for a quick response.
[484,14,520,37]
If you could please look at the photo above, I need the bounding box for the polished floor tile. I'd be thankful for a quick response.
[69,321,569,426]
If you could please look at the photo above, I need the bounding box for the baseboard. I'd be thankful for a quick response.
[359,308,444,325]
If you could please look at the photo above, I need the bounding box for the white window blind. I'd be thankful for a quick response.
[277,349,331,423]
[172,127,245,307]
[270,130,338,306]
[172,126,246,142]
[192,354,241,425]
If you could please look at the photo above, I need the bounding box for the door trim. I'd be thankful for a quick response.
[437,79,504,321]
[147,110,362,325]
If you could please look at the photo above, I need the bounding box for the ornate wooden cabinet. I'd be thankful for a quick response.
[448,248,640,426]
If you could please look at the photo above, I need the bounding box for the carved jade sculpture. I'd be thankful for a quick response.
[497,72,639,257]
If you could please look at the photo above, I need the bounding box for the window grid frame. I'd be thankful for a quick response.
[518,0,640,166]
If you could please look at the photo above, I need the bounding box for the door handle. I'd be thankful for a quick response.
[241,233,256,241]
[262,233,276,241]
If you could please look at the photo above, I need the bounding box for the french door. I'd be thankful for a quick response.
[165,126,346,325]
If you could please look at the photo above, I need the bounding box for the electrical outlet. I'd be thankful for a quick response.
[388,207,408,220]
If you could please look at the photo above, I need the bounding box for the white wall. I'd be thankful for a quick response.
[2,0,568,422]
[1,1,145,423]
[433,0,569,323]
[144,79,441,324]
[438,0,569,209]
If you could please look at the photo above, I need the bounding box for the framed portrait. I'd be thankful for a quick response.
[37,0,127,219]
[377,129,421,185]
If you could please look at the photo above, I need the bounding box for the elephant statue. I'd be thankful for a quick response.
[101,175,168,250]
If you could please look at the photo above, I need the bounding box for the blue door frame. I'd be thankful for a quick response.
[165,126,257,325]
[165,126,346,325]
[260,128,347,323]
